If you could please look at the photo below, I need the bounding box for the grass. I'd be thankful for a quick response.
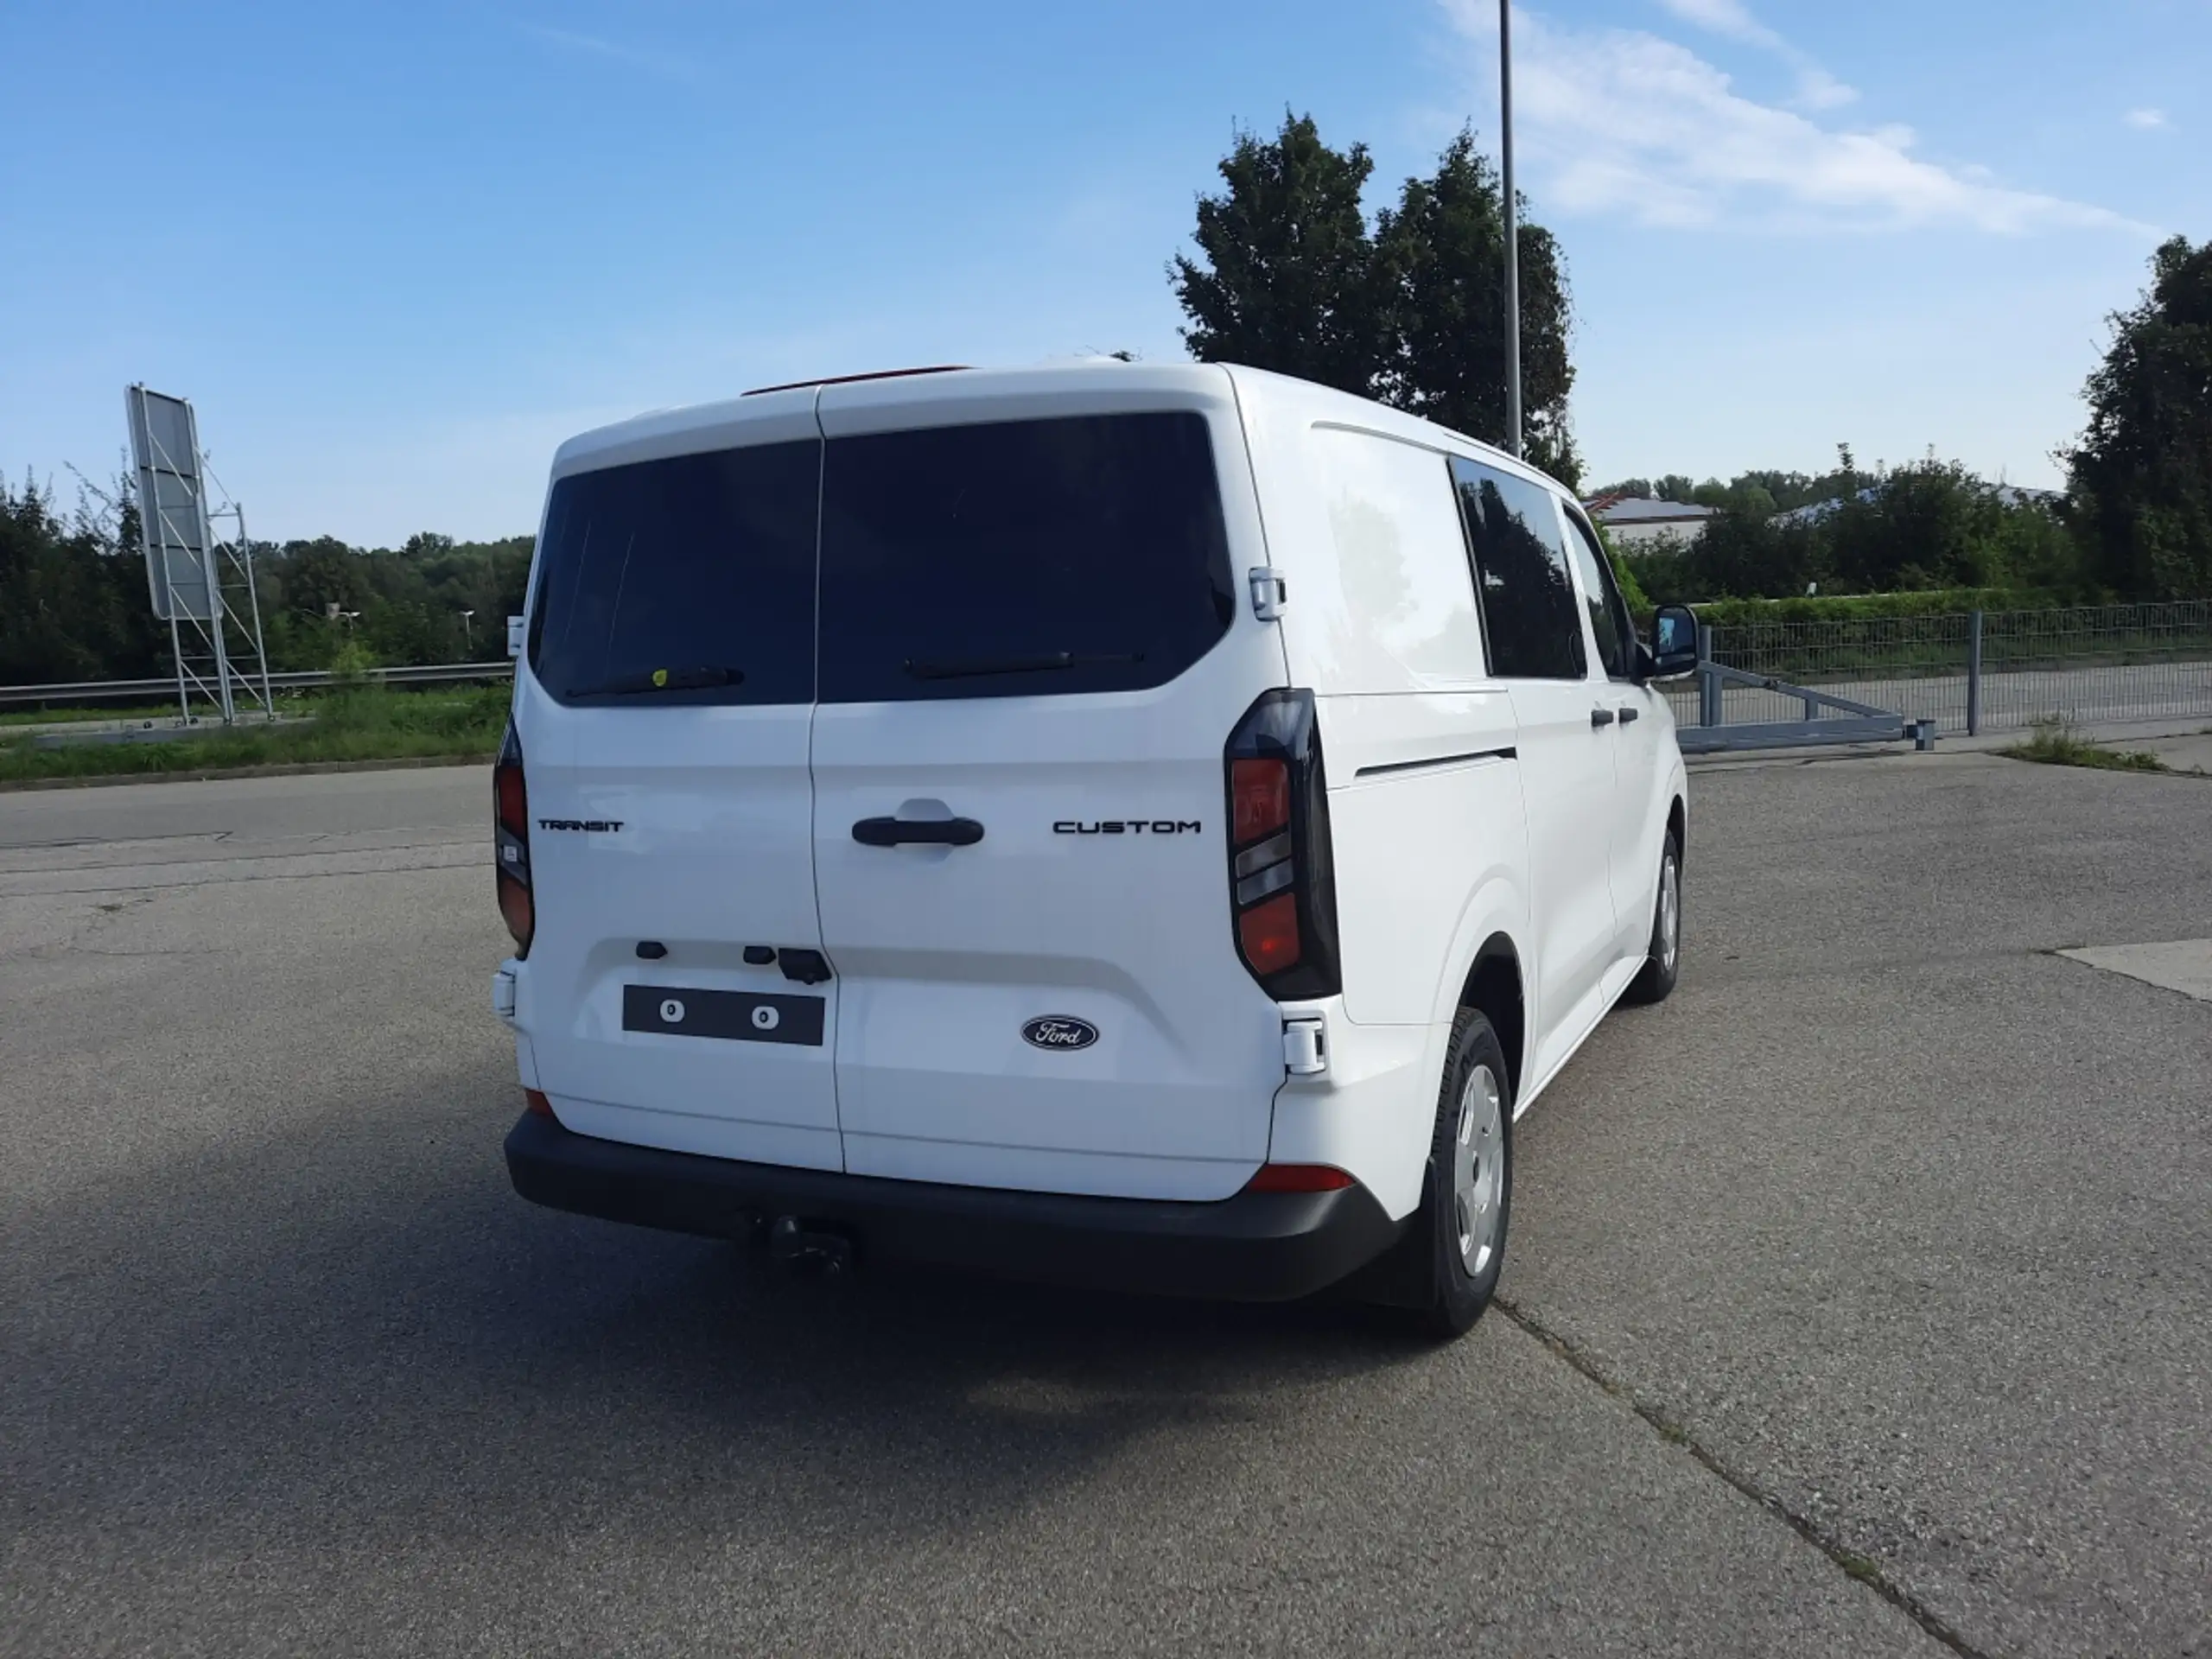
[0,700,201,728]
[1831,1548,1885,1586]
[1999,717,2169,773]
[0,684,508,784]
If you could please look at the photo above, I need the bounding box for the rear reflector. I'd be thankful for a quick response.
[1236,890,1301,976]
[1243,1162,1356,1193]
[524,1088,555,1119]
[498,876,536,954]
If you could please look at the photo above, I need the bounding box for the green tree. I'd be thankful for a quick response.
[1171,117,1582,486]
[1376,130,1579,486]
[0,473,165,683]
[1687,511,1818,599]
[2067,235,2212,599]
[1170,112,1385,396]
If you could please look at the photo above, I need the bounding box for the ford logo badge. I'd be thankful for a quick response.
[1022,1015,1099,1052]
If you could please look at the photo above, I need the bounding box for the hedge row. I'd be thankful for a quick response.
[1642,588,2073,629]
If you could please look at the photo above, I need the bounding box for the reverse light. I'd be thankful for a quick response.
[1223,690,1341,999]
[493,721,534,956]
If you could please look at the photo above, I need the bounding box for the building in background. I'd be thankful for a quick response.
[1769,482,2059,529]
[1584,494,1719,547]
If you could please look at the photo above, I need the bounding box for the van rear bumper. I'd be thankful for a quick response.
[504,1111,1403,1302]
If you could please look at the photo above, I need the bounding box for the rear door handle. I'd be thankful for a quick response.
[852,817,985,847]
[1618,706,1640,724]
[1590,708,1616,728]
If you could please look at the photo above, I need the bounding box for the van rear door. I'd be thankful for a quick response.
[515,398,841,1170]
[809,381,1289,1200]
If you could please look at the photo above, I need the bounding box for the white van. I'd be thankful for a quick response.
[495,362,1696,1335]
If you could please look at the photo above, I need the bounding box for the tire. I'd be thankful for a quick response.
[1623,826,1682,1007]
[1411,1007,1515,1339]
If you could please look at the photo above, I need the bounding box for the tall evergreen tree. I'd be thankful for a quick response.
[2067,235,2212,600]
[1377,130,1578,486]
[1171,118,1580,486]
[1170,113,1387,397]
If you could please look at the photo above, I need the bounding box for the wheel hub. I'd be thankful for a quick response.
[1452,1063,1504,1275]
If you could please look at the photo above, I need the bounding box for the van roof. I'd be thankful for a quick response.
[548,359,1544,493]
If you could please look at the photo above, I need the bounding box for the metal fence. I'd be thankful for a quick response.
[0,660,514,711]
[1662,601,2212,739]
[10,607,2211,739]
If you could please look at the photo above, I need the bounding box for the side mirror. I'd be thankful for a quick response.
[505,615,524,660]
[1643,604,1699,682]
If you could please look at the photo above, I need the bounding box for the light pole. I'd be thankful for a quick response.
[1500,0,1522,461]
[460,609,475,653]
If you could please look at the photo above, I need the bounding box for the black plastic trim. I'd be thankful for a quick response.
[1354,746,1517,779]
[493,721,532,958]
[852,817,985,847]
[504,1112,1403,1302]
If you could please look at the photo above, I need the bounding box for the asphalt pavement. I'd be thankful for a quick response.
[3,756,2208,1657]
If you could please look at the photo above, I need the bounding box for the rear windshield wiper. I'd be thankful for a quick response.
[902,651,1145,681]
[569,665,745,696]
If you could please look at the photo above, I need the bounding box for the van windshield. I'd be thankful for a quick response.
[817,411,1236,702]
[527,440,819,707]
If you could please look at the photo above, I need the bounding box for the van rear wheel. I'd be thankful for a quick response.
[1410,1007,1513,1338]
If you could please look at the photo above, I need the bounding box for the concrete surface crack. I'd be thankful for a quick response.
[1493,1294,1992,1659]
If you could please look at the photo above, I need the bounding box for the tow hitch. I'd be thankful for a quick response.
[768,1216,857,1276]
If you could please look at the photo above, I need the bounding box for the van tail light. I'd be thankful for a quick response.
[1224,690,1341,999]
[493,721,534,956]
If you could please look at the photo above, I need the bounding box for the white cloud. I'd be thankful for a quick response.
[1655,0,1857,108]
[1455,5,2145,235]
[2123,107,2169,130]
[1656,0,1781,49]
[1793,67,1858,111]
[517,22,702,85]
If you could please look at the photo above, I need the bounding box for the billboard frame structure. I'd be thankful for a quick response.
[124,385,274,724]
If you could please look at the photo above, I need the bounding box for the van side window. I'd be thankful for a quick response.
[1560,505,1633,681]
[1306,427,1488,689]
[1448,456,1586,680]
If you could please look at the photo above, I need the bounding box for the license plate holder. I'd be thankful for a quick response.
[621,985,825,1046]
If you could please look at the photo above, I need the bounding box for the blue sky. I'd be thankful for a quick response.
[3,0,2204,545]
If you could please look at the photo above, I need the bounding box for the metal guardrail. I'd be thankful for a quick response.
[1662,601,2212,747]
[0,660,514,709]
[1689,601,2212,737]
[1674,659,1932,754]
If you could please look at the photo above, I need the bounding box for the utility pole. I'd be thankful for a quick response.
[1500,0,1523,460]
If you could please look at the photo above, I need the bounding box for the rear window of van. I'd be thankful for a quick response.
[527,440,819,707]
[817,411,1235,702]
[525,411,1235,708]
